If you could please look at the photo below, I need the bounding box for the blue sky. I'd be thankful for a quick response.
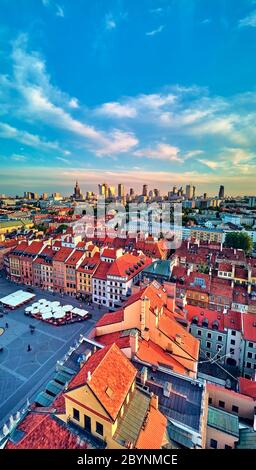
[0,0,256,196]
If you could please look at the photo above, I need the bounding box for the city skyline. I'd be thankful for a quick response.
[1,0,256,195]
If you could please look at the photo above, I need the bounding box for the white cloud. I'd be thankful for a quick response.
[8,35,138,156]
[146,25,165,36]
[56,5,64,17]
[56,156,70,164]
[134,143,180,161]
[11,153,27,162]
[0,122,64,152]
[69,97,79,109]
[96,102,137,118]
[105,13,116,30]
[239,10,256,28]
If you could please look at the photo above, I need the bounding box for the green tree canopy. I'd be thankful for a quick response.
[225,232,253,253]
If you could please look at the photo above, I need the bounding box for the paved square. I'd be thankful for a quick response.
[0,275,107,427]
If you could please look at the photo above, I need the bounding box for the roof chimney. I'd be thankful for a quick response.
[87,371,91,382]
[163,382,172,398]
[150,393,159,410]
[130,330,139,355]
[141,366,148,386]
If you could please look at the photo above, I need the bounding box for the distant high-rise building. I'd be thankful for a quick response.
[118,183,125,199]
[177,187,183,197]
[41,192,48,200]
[219,185,225,199]
[248,196,256,208]
[154,189,160,198]
[98,183,108,197]
[130,188,135,197]
[203,193,207,199]
[192,186,196,199]
[173,186,177,194]
[142,184,148,197]
[108,186,116,198]
[186,185,193,200]
[74,181,82,200]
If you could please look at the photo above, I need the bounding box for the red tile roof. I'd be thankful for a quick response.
[186,305,242,332]
[67,344,137,421]
[107,253,151,279]
[235,267,248,280]
[243,314,256,342]
[158,313,199,370]
[96,331,130,349]
[101,248,118,259]
[65,249,84,266]
[92,260,112,280]
[218,262,233,272]
[239,377,256,399]
[53,247,74,262]
[136,405,167,449]
[96,308,124,327]
[6,413,87,449]
[136,338,187,375]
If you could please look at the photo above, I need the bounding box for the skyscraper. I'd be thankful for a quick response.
[118,183,125,199]
[108,186,116,198]
[192,186,196,199]
[186,185,193,199]
[98,183,108,197]
[142,184,148,197]
[74,181,82,200]
[219,185,225,199]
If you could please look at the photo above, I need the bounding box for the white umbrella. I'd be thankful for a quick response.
[31,302,40,308]
[42,311,53,320]
[38,299,47,304]
[53,309,66,319]
[51,301,60,307]
[25,306,33,313]
[62,305,73,312]
[31,308,39,315]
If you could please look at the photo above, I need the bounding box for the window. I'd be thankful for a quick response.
[248,352,253,359]
[231,330,236,336]
[232,405,239,413]
[219,400,225,408]
[73,408,80,421]
[216,344,222,352]
[207,332,212,339]
[246,362,252,369]
[230,348,235,355]
[218,335,222,342]
[231,339,236,346]
[249,342,253,348]
[197,329,202,336]
[208,397,212,405]
[96,422,104,436]
[210,439,217,449]
[206,341,211,349]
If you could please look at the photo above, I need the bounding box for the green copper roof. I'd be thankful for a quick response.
[207,406,239,437]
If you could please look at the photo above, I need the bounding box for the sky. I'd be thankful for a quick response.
[0,0,256,196]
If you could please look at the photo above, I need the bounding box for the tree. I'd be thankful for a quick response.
[56,224,68,234]
[225,232,253,253]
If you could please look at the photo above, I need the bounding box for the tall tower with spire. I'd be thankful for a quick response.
[74,181,82,200]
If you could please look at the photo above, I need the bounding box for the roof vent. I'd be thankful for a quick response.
[87,371,92,382]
